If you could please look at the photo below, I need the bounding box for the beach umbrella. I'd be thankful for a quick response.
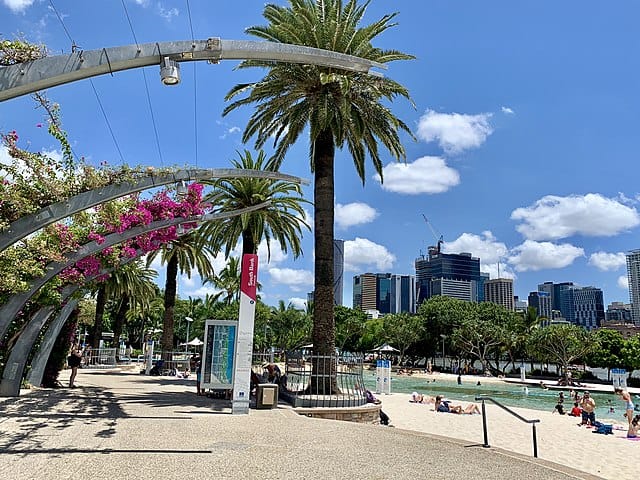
[371,343,400,353]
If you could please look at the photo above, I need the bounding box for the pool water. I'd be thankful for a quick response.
[363,373,625,421]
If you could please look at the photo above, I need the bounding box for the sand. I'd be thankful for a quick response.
[378,387,638,480]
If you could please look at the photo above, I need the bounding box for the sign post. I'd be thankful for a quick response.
[612,368,627,389]
[375,359,391,395]
[232,254,258,414]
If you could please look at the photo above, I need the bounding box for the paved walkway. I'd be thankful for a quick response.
[0,369,600,480]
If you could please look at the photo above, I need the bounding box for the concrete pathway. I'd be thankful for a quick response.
[0,369,600,480]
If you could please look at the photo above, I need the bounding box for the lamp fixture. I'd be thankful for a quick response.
[160,56,180,85]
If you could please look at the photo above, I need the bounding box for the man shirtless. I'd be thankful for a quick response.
[579,391,596,426]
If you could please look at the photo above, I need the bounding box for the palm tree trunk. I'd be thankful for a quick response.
[91,285,107,349]
[113,294,129,356]
[242,228,257,256]
[161,255,178,358]
[311,129,337,394]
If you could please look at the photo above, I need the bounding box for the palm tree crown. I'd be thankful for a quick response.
[200,149,310,259]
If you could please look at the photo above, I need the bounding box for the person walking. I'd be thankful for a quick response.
[67,346,82,388]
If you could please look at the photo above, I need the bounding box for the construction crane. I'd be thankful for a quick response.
[422,214,444,254]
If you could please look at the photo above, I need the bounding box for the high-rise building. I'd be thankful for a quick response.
[353,273,377,311]
[569,286,605,330]
[528,291,552,319]
[626,249,640,325]
[538,281,574,314]
[605,302,633,323]
[353,273,416,314]
[390,274,416,314]
[484,278,514,310]
[333,239,344,306]
[415,250,482,304]
[535,282,604,329]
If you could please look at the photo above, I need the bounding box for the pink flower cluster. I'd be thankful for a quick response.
[58,183,205,286]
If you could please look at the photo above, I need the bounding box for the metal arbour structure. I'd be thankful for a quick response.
[0,38,385,102]
[0,37,381,396]
[0,201,272,397]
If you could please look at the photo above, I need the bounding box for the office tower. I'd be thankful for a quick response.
[605,302,633,323]
[390,274,417,314]
[568,286,605,330]
[514,296,528,312]
[415,250,481,304]
[353,273,416,314]
[538,281,574,313]
[484,278,514,311]
[626,249,640,325]
[353,273,377,311]
[528,291,552,319]
[333,239,344,306]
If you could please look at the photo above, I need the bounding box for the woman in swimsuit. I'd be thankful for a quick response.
[615,387,636,436]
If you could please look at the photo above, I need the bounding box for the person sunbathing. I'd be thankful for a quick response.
[434,395,481,415]
[410,392,435,404]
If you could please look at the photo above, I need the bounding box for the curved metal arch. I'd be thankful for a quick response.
[0,38,385,102]
[26,298,79,391]
[0,304,57,396]
[0,200,270,341]
[22,251,149,393]
[0,168,308,253]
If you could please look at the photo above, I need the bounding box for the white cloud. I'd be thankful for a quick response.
[184,285,222,298]
[3,0,34,13]
[416,109,493,154]
[511,193,640,241]
[268,268,314,291]
[442,231,508,265]
[344,237,396,272]
[588,252,627,271]
[257,239,288,267]
[618,275,629,290]
[507,240,584,272]
[481,263,516,280]
[134,0,150,6]
[501,106,515,115]
[157,4,179,20]
[375,156,460,195]
[335,202,378,229]
[288,297,307,310]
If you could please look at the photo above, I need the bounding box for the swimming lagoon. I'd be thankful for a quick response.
[363,373,626,421]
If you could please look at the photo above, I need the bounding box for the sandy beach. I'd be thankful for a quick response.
[378,384,638,480]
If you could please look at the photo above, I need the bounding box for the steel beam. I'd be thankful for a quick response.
[26,298,79,390]
[0,305,57,396]
[0,200,270,341]
[0,38,385,101]
[0,168,307,252]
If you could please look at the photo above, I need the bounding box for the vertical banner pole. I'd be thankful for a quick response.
[232,253,258,414]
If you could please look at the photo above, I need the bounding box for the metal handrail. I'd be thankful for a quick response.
[475,395,540,458]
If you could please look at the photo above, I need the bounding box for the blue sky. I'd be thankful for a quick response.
[2,1,640,310]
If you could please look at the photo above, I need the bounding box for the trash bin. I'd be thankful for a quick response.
[256,383,278,409]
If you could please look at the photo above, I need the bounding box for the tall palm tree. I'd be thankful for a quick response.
[89,260,157,349]
[199,149,310,258]
[224,0,413,392]
[146,231,216,354]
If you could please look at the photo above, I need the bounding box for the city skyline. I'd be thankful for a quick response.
[1,1,639,309]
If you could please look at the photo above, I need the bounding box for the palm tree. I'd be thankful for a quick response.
[206,257,241,305]
[224,0,413,392]
[146,231,216,354]
[199,149,309,258]
[89,260,157,349]
[108,261,158,353]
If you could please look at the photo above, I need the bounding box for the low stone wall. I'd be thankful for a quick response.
[294,403,381,424]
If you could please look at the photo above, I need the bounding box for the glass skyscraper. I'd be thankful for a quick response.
[415,251,482,305]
